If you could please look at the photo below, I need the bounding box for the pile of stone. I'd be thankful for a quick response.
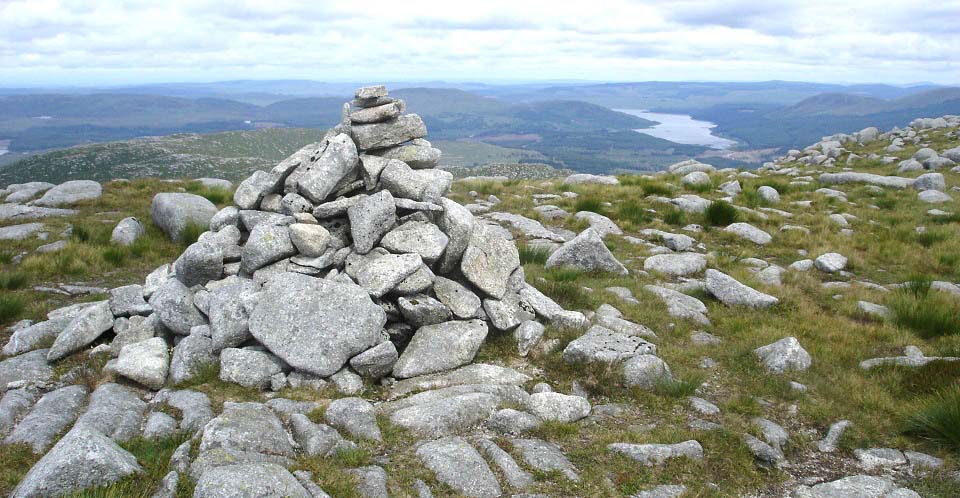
[4,85,585,397]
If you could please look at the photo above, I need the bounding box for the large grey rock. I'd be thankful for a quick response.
[511,438,580,481]
[290,414,353,457]
[199,402,296,458]
[724,222,772,245]
[357,252,423,297]
[525,392,591,422]
[623,355,673,389]
[574,211,622,237]
[350,100,403,124]
[207,276,258,351]
[433,276,482,319]
[153,389,213,433]
[514,320,545,356]
[381,221,449,264]
[0,204,77,222]
[194,463,310,498]
[0,349,54,386]
[151,193,217,242]
[32,180,101,207]
[460,225,520,299]
[705,269,778,308]
[5,385,87,453]
[111,217,144,246]
[143,412,177,439]
[47,300,114,361]
[297,134,360,203]
[388,363,531,399]
[643,253,707,276]
[608,440,704,465]
[545,228,628,275]
[0,388,36,437]
[169,325,217,384]
[374,141,442,169]
[352,114,427,150]
[234,170,282,210]
[349,341,399,379]
[74,383,146,442]
[219,348,286,389]
[819,172,913,189]
[249,272,386,377]
[241,223,296,274]
[416,437,502,498]
[393,320,488,378]
[348,191,397,254]
[108,284,151,317]
[564,173,618,185]
[482,295,533,332]
[348,465,389,498]
[913,172,945,192]
[644,285,710,326]
[436,198,475,274]
[918,189,952,203]
[562,325,656,364]
[485,408,543,435]
[11,427,141,498]
[4,182,54,203]
[379,159,452,203]
[3,319,69,356]
[325,397,382,441]
[115,337,169,390]
[0,222,44,240]
[149,278,206,335]
[388,392,500,437]
[175,240,224,287]
[755,337,811,373]
[477,437,534,489]
[814,252,847,273]
[797,475,913,498]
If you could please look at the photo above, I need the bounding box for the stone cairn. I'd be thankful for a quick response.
[28,85,588,394]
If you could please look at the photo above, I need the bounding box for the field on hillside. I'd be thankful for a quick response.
[1,123,959,496]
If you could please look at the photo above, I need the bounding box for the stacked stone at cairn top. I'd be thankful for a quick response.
[95,84,583,392]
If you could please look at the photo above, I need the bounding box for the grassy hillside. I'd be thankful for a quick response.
[0,128,327,184]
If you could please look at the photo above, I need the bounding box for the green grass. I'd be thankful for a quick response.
[917,230,949,248]
[905,386,960,454]
[703,200,739,226]
[574,197,605,214]
[178,222,206,247]
[518,245,550,265]
[0,272,28,290]
[888,290,960,339]
[0,294,26,322]
[662,208,687,226]
[615,200,653,226]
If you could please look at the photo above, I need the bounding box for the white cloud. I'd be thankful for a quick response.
[0,0,957,86]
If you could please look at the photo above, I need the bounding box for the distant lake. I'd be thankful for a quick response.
[616,109,737,149]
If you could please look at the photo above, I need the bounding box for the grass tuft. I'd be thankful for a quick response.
[0,294,26,323]
[518,245,550,265]
[662,208,687,226]
[703,200,739,226]
[905,385,960,453]
[574,197,605,214]
[888,289,960,339]
[616,200,653,226]
[0,272,29,290]
[179,222,206,247]
[916,230,948,248]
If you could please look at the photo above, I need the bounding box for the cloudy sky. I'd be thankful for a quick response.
[1,0,958,87]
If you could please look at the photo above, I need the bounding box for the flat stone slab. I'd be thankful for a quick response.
[0,203,77,222]
[11,427,141,498]
[608,440,704,466]
[249,272,386,377]
[0,349,54,387]
[5,385,88,453]
[0,222,45,241]
[194,463,310,498]
[416,436,502,498]
[510,438,580,481]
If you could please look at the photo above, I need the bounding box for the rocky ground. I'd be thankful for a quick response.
[0,91,958,497]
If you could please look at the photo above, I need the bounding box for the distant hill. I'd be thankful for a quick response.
[0,128,328,185]
[692,88,960,148]
[779,88,960,117]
